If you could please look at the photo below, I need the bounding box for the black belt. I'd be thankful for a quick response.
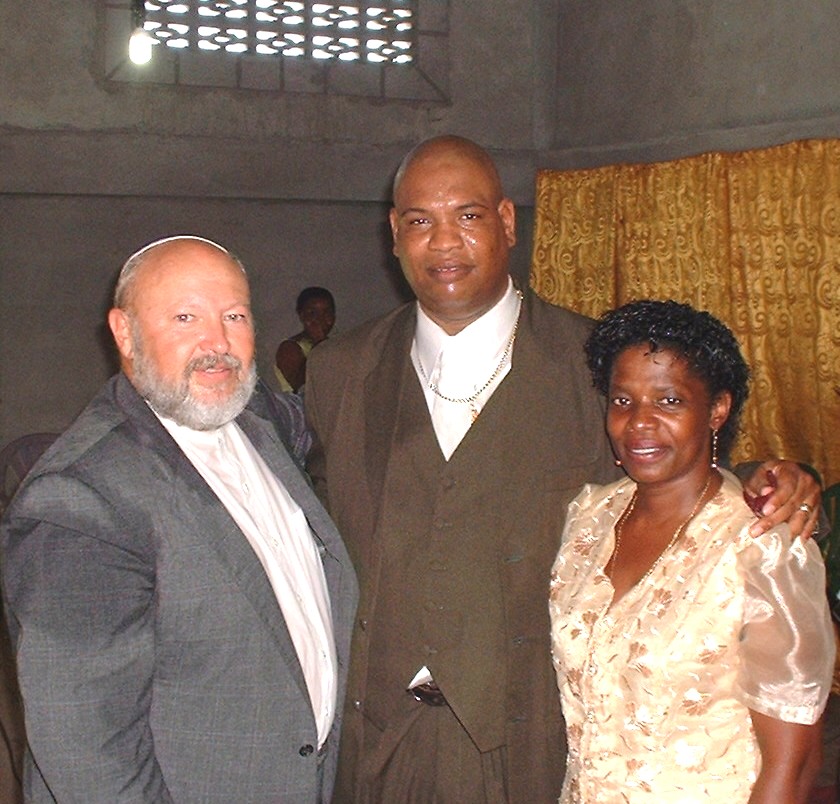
[410,681,448,707]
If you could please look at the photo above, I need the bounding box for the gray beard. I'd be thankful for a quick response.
[130,330,257,430]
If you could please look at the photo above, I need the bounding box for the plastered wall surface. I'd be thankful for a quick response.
[1,0,838,442]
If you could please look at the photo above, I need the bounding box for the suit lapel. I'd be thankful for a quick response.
[361,306,436,510]
[114,376,312,703]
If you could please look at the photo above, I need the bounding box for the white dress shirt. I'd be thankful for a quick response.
[411,278,522,460]
[158,415,337,747]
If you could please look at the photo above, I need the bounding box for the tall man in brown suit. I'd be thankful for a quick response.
[305,135,821,802]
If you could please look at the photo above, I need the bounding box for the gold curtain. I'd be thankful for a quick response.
[531,139,840,485]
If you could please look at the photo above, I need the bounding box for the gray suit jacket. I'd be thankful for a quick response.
[1,374,357,803]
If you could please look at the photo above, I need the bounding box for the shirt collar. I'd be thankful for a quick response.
[154,410,234,452]
[414,277,519,375]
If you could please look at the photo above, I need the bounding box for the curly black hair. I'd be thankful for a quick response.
[584,299,750,461]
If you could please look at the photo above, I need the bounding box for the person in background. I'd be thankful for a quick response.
[305,135,822,802]
[550,299,834,802]
[1,236,357,802]
[276,286,336,393]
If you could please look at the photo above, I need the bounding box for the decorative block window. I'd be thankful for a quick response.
[102,0,449,100]
[144,1,415,63]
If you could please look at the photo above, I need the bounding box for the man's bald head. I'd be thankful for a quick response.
[113,235,246,312]
[392,135,505,206]
[388,135,516,335]
[107,235,256,430]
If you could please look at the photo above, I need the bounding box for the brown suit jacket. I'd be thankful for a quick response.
[306,289,619,802]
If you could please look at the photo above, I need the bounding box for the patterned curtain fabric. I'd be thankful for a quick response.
[531,139,840,486]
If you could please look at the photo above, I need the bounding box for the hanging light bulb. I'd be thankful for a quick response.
[129,29,154,64]
[129,0,153,65]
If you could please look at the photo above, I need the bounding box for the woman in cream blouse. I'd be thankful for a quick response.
[550,300,834,803]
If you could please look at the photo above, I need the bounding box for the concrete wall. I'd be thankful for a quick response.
[1,0,838,442]
[546,0,840,167]
[0,195,407,433]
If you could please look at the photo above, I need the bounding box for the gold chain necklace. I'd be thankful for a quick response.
[607,472,715,585]
[418,291,523,423]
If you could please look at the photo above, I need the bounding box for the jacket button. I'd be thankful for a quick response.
[299,744,315,757]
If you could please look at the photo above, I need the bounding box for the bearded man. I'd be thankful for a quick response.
[0,236,357,803]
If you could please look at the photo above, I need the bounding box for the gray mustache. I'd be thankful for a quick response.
[187,354,242,373]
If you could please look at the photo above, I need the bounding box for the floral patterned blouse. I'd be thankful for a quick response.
[549,473,834,803]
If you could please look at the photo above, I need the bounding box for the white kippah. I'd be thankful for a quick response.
[124,234,230,264]
[114,235,242,308]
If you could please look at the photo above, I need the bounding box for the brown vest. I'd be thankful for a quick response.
[362,354,512,748]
